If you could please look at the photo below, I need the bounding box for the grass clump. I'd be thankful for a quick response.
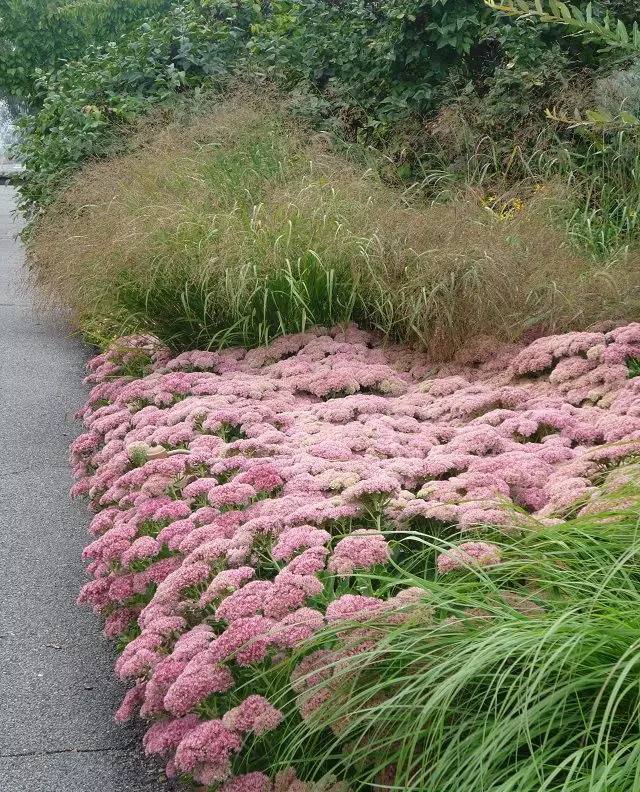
[30,96,369,349]
[30,94,640,357]
[264,492,640,791]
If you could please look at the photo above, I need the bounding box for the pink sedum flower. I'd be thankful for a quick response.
[325,595,385,623]
[209,482,257,508]
[222,694,283,735]
[327,530,391,576]
[219,772,273,792]
[199,566,255,606]
[143,714,201,756]
[174,719,242,782]
[121,536,161,567]
[115,682,147,722]
[164,663,235,715]
[74,325,640,786]
[272,608,325,648]
[272,526,331,561]
[436,541,503,575]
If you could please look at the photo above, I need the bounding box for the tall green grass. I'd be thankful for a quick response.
[113,255,364,350]
[415,117,640,260]
[258,492,640,791]
[560,131,640,257]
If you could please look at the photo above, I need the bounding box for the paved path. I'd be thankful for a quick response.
[0,187,171,791]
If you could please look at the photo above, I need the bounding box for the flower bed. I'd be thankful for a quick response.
[73,322,640,788]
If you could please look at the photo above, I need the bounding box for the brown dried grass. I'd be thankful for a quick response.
[29,92,640,357]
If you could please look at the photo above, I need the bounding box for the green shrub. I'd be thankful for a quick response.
[249,0,492,125]
[14,0,260,214]
[13,0,640,260]
[0,0,174,101]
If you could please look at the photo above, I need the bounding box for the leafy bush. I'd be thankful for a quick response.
[0,0,173,101]
[249,0,491,125]
[15,1,260,214]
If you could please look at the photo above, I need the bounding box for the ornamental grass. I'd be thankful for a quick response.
[31,94,640,360]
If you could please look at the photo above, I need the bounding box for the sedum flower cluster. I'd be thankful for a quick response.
[72,323,640,787]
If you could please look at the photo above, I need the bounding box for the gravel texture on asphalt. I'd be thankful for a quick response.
[0,186,172,792]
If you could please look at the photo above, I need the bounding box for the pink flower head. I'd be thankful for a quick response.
[208,616,276,666]
[236,464,283,492]
[170,624,215,662]
[143,714,201,756]
[209,482,257,508]
[164,663,235,715]
[145,615,187,637]
[436,542,503,575]
[219,773,273,792]
[103,607,138,638]
[152,562,210,607]
[341,475,400,503]
[327,530,391,576]
[264,577,312,619]
[215,580,274,623]
[272,525,331,561]
[200,566,255,606]
[285,546,329,575]
[325,595,385,624]
[222,694,283,735]
[273,608,325,648]
[174,719,242,782]
[117,647,161,679]
[290,649,334,693]
[115,682,147,722]
[274,767,310,792]
[299,688,331,721]
[121,535,161,567]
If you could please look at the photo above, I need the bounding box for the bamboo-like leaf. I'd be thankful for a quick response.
[484,0,640,52]
[558,2,573,23]
[619,111,640,125]
[572,5,584,23]
[617,18,629,45]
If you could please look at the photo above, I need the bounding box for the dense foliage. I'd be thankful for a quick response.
[275,513,640,791]
[0,0,173,101]
[11,0,640,226]
[30,99,640,356]
[73,322,640,790]
[15,1,260,212]
[249,0,492,124]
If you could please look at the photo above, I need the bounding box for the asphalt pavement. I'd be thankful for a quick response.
[0,186,172,792]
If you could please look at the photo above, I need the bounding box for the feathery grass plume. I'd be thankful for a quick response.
[30,92,640,360]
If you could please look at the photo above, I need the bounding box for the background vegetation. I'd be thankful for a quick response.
[0,0,173,101]
[12,1,640,355]
[9,2,637,355]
